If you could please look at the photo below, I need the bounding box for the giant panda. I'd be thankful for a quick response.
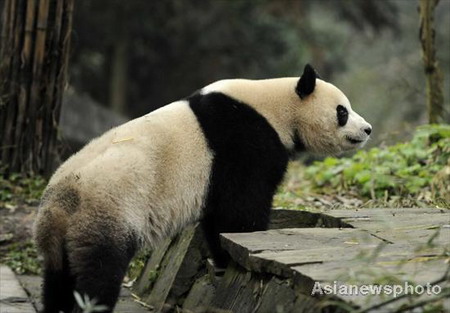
[34,64,372,313]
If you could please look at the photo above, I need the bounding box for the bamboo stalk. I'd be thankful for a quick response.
[11,0,37,173]
[47,0,74,173]
[0,0,12,64]
[419,0,444,124]
[27,0,49,171]
[2,0,23,171]
[41,0,63,172]
[0,0,13,145]
[1,0,73,175]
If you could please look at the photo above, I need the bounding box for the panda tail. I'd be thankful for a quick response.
[34,206,76,313]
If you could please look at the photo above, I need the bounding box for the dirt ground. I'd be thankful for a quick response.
[0,203,37,257]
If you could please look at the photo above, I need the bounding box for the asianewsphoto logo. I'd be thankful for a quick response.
[311,281,442,298]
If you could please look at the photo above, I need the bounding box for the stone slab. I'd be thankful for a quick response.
[269,209,348,229]
[322,208,450,245]
[292,256,449,311]
[320,207,449,227]
[15,275,42,313]
[0,266,36,313]
[221,228,381,271]
[220,208,450,312]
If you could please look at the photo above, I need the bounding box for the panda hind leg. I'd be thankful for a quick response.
[66,217,137,313]
[41,247,76,313]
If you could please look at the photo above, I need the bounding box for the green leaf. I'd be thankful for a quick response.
[354,170,372,184]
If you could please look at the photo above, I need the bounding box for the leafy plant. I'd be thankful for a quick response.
[127,250,151,280]
[0,169,47,206]
[2,241,41,275]
[74,291,109,313]
[306,124,449,202]
[276,124,450,208]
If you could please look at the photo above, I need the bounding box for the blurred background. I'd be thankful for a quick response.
[1,0,449,173]
[67,0,449,147]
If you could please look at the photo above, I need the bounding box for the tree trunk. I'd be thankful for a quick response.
[109,6,128,115]
[418,0,444,124]
[0,0,74,176]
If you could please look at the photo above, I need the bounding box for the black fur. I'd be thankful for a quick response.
[296,64,317,99]
[189,92,289,267]
[42,245,75,313]
[337,105,349,127]
[71,244,135,313]
[42,228,137,313]
[67,230,137,313]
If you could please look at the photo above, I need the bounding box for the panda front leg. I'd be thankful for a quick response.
[201,213,230,268]
[201,197,272,268]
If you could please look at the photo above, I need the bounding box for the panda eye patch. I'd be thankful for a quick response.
[336,105,348,127]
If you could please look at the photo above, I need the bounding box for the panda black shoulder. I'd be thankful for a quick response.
[188,91,288,166]
[187,91,289,266]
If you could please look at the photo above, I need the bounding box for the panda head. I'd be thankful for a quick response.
[293,64,372,155]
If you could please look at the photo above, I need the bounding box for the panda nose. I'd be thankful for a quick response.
[364,127,372,135]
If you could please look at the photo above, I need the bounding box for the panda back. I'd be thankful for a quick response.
[45,100,213,243]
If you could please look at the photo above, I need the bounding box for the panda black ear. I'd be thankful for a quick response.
[296,64,317,99]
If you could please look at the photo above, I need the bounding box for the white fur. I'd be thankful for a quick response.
[45,100,213,248]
